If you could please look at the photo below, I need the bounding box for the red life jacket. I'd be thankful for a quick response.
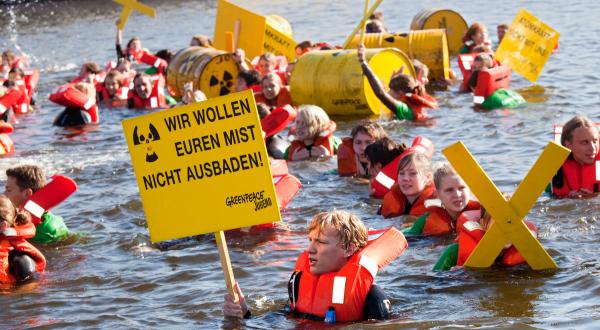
[0,121,14,156]
[473,65,511,105]
[97,84,129,105]
[260,104,296,138]
[23,68,39,101]
[371,136,434,198]
[421,200,481,236]
[457,220,538,267]
[49,84,99,123]
[380,183,436,218]
[138,51,168,74]
[0,56,25,75]
[552,154,600,197]
[337,137,360,177]
[127,74,167,109]
[22,175,78,226]
[290,227,407,322]
[254,85,293,109]
[399,93,438,122]
[287,121,337,160]
[0,236,46,284]
[0,88,26,115]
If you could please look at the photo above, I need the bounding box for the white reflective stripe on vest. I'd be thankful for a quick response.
[331,276,346,304]
[359,255,378,278]
[150,97,158,108]
[153,59,162,68]
[24,199,45,218]
[473,95,485,104]
[83,97,95,110]
[596,161,600,181]
[413,145,427,154]
[375,171,395,189]
[20,103,28,113]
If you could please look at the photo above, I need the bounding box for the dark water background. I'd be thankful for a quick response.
[0,0,599,328]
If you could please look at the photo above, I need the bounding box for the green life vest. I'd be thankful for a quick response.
[480,88,526,110]
[31,212,69,244]
[433,242,459,271]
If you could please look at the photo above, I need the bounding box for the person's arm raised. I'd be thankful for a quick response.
[357,44,397,112]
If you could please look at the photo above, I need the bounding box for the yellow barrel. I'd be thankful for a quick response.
[410,8,468,55]
[167,47,239,99]
[347,29,450,81]
[290,49,415,116]
[266,15,293,38]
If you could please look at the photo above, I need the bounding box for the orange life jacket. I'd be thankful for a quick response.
[399,93,438,122]
[0,121,14,156]
[0,236,46,284]
[260,104,296,138]
[287,121,337,160]
[421,200,481,236]
[49,83,99,123]
[289,227,407,322]
[337,137,361,177]
[371,136,435,198]
[0,88,26,115]
[127,74,167,109]
[552,154,600,197]
[97,84,129,106]
[380,183,436,218]
[254,86,293,109]
[138,51,168,74]
[457,220,538,267]
[473,65,511,105]
[22,175,78,226]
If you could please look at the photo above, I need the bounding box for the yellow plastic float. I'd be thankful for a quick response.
[290,48,415,116]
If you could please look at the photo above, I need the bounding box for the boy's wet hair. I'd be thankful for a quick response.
[308,210,368,251]
[6,165,46,192]
[350,121,387,140]
[82,62,102,74]
[389,73,417,94]
[561,115,597,146]
[365,137,405,167]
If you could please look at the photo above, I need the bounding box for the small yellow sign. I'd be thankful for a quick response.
[495,8,559,82]
[122,90,280,242]
[113,0,156,30]
[213,0,296,62]
[443,141,570,270]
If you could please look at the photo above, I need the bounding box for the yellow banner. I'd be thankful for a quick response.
[122,90,280,242]
[495,8,559,82]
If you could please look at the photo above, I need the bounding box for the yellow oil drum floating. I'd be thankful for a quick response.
[167,47,239,99]
[410,8,468,56]
[347,29,450,81]
[290,48,415,116]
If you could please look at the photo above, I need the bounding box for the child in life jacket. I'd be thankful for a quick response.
[364,137,406,179]
[115,18,145,63]
[402,162,480,236]
[412,59,438,106]
[72,62,103,86]
[460,22,492,54]
[1,50,25,77]
[551,115,600,198]
[0,69,30,119]
[254,73,293,110]
[380,152,436,218]
[127,73,170,109]
[337,121,388,177]
[358,44,437,122]
[284,105,340,161]
[235,70,260,92]
[433,206,537,271]
[0,194,46,285]
[52,82,99,127]
[97,70,128,107]
[5,165,70,244]
[256,52,278,80]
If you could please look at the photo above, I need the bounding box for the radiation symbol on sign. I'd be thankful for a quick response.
[209,71,234,96]
[133,123,161,163]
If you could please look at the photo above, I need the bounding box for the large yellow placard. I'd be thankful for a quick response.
[495,8,559,82]
[122,90,280,242]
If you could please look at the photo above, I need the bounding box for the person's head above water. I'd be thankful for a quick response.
[294,105,331,142]
[561,115,599,165]
[433,162,471,218]
[5,165,46,207]
[306,210,368,275]
[0,194,30,232]
[133,73,153,99]
[351,121,387,164]
[396,152,433,201]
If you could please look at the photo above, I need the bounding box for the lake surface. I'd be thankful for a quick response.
[0,0,599,328]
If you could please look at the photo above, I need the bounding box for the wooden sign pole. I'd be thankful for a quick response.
[215,230,239,303]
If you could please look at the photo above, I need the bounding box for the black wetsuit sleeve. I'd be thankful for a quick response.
[363,284,391,320]
[116,44,125,60]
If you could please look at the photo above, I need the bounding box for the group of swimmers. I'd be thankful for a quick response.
[0,11,596,325]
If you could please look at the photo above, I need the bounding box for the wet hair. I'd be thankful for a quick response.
[350,121,387,140]
[74,82,96,100]
[259,52,276,65]
[237,70,260,87]
[397,152,432,178]
[295,105,331,139]
[190,34,213,47]
[256,103,271,119]
[82,62,102,74]
[9,67,24,79]
[474,54,494,70]
[105,70,124,86]
[126,37,141,49]
[389,73,417,94]
[308,210,368,251]
[433,162,459,190]
[463,22,487,43]
[134,72,151,83]
[0,195,30,226]
[365,137,405,167]
[561,115,598,146]
[497,23,509,30]
[295,40,312,53]
[366,20,385,33]
[370,11,384,21]
[2,50,17,63]
[155,49,174,64]
[261,73,282,88]
[6,165,46,192]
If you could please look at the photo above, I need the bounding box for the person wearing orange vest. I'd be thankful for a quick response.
[551,115,600,198]
[380,152,436,218]
[224,210,407,323]
[127,73,168,109]
[337,122,388,177]
[97,70,128,107]
[403,162,480,236]
[254,73,293,110]
[0,195,46,285]
[285,105,341,161]
[358,44,437,122]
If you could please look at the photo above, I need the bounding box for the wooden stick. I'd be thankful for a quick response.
[234,19,241,50]
[342,0,384,49]
[215,230,239,303]
[225,32,235,52]
[359,0,370,45]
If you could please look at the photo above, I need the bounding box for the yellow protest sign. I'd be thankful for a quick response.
[122,90,280,242]
[213,0,296,62]
[113,0,156,30]
[443,141,570,270]
[495,8,559,82]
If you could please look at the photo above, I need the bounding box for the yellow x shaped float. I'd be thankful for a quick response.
[114,0,156,30]
[443,141,570,270]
